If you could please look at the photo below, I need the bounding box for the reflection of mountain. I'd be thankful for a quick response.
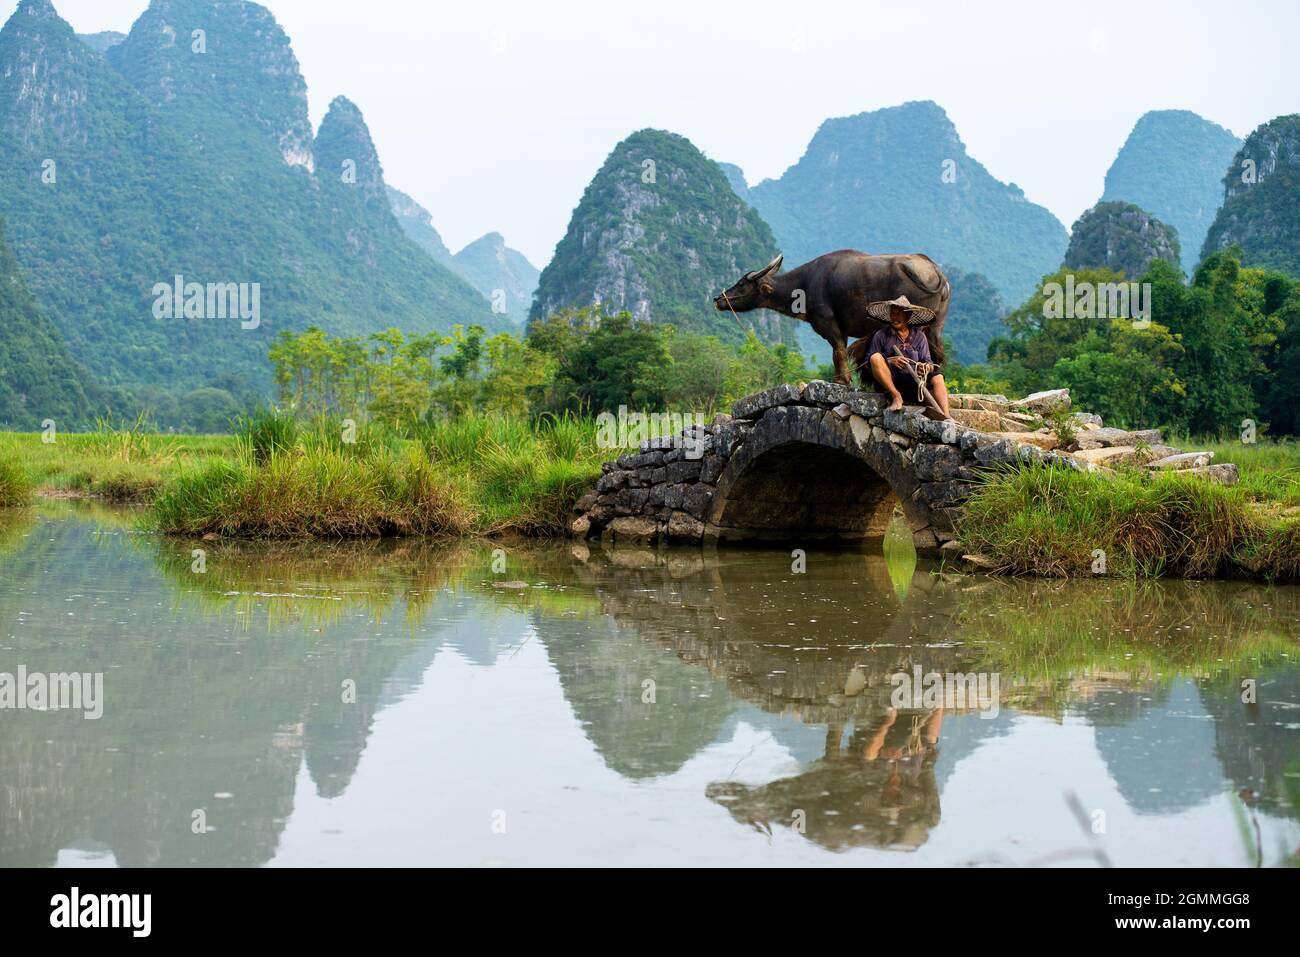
[543,546,1009,849]
[534,612,736,779]
[719,706,831,766]
[301,628,447,800]
[6,510,1300,866]
[441,604,523,667]
[1200,670,1300,821]
[0,516,452,866]
[1081,680,1222,815]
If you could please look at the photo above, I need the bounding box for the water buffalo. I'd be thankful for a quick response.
[714,250,951,385]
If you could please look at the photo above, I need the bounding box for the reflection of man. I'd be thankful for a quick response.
[706,705,944,851]
[862,706,944,761]
[860,707,944,821]
[861,296,951,418]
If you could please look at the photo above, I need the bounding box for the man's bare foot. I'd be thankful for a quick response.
[887,395,904,412]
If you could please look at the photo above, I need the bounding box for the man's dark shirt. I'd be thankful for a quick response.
[867,327,933,388]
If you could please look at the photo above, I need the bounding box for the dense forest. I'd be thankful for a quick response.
[0,219,94,428]
[975,250,1300,436]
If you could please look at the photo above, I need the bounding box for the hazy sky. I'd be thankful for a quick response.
[17,0,1300,267]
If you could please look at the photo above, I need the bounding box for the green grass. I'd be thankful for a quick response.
[0,456,32,506]
[959,464,1299,581]
[235,406,299,464]
[0,423,231,501]
[420,413,604,535]
[143,412,604,540]
[3,413,605,539]
[1164,435,1300,508]
[151,444,473,539]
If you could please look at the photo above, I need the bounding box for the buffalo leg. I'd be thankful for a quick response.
[831,337,851,385]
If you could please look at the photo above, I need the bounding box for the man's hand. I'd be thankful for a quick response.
[887,355,909,370]
[916,361,934,376]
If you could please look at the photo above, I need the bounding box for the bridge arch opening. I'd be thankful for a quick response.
[706,441,900,547]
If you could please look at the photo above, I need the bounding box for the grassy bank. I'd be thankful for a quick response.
[958,462,1299,582]
[148,412,604,539]
[0,413,604,535]
[151,447,474,538]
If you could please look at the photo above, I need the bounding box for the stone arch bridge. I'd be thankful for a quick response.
[569,381,1229,558]
[570,382,1077,559]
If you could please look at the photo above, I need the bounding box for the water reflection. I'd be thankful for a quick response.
[0,506,1297,866]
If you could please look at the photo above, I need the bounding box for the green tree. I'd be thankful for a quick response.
[983,252,1299,436]
[1262,287,1300,435]
[482,333,548,417]
[432,325,486,417]
[528,309,669,413]
[724,331,812,399]
[1052,320,1186,428]
[1168,253,1278,435]
[658,331,737,411]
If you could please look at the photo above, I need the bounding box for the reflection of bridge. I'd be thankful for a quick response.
[539,546,1003,850]
[3,510,1295,864]
[540,546,1300,851]
[572,383,1082,558]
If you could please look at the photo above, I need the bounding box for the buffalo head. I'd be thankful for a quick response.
[714,254,783,313]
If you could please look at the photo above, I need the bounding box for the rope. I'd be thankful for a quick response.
[719,288,752,334]
[889,346,946,418]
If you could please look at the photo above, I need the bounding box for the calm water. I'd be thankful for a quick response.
[1,503,1298,867]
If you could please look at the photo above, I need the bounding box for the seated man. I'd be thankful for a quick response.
[860,296,951,418]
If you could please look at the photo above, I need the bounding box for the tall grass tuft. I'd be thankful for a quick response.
[152,444,473,539]
[90,411,156,462]
[234,406,298,464]
[960,464,1298,581]
[418,414,603,535]
[90,462,164,503]
[0,458,32,507]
